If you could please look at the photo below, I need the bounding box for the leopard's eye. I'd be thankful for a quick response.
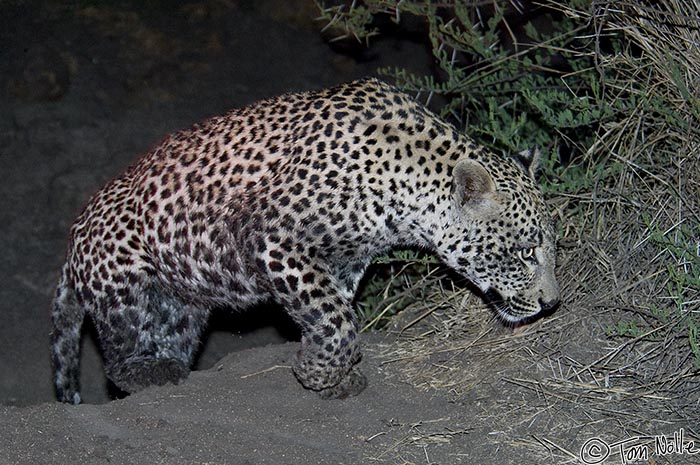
[518,247,536,262]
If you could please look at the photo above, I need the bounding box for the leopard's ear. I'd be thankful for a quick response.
[514,148,541,180]
[451,159,496,207]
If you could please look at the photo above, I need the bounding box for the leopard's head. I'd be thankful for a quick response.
[437,150,560,323]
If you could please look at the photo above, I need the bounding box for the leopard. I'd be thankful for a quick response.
[51,78,560,404]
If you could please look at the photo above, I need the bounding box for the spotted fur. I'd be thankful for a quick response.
[51,78,559,404]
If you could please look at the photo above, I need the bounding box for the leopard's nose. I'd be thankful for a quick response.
[538,297,560,312]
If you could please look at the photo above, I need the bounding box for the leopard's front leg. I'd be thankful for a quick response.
[294,305,367,399]
[273,266,367,399]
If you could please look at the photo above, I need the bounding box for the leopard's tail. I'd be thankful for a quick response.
[50,264,85,404]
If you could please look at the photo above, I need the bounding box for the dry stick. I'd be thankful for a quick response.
[567,325,667,381]
[361,264,444,332]
[379,328,493,365]
[395,304,443,335]
[240,365,291,379]
[531,435,579,461]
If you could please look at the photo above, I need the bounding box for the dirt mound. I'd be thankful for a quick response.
[1,341,499,465]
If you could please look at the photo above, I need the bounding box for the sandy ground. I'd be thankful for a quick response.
[2,338,526,465]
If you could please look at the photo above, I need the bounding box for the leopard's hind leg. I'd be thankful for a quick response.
[95,285,209,394]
